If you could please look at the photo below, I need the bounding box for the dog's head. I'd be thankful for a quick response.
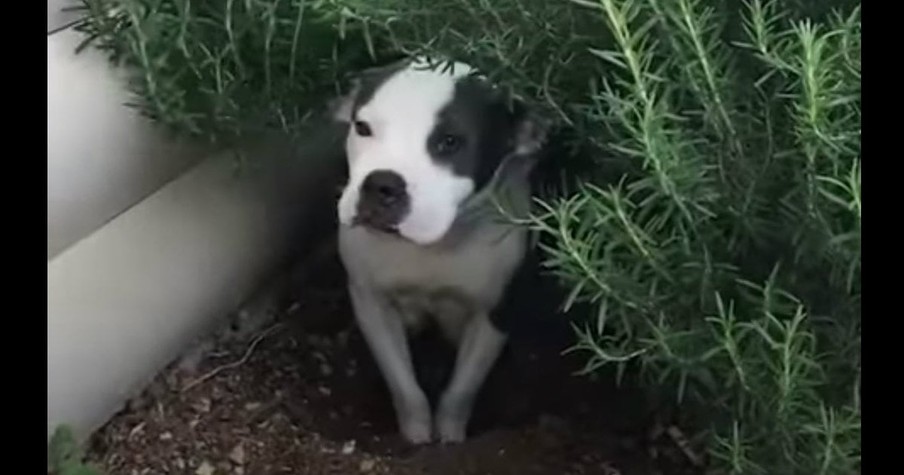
[332,58,546,245]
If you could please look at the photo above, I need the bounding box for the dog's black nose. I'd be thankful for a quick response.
[361,170,407,205]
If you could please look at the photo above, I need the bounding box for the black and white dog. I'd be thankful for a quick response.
[332,58,547,444]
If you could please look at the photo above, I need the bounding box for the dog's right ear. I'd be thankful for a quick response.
[328,78,360,124]
[328,59,410,124]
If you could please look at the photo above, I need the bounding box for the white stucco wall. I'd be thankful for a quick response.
[47,14,345,441]
[48,0,79,33]
[48,26,205,259]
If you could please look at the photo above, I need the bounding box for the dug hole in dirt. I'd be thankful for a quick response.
[86,236,706,475]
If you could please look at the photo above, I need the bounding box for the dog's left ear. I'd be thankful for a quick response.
[513,112,549,157]
[329,77,361,124]
[509,105,549,158]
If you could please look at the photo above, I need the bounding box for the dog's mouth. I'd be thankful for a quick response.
[352,215,400,235]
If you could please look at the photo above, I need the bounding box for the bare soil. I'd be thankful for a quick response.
[85,251,704,475]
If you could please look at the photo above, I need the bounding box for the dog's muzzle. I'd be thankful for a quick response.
[354,169,410,233]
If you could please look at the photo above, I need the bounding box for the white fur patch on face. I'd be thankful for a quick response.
[337,60,476,245]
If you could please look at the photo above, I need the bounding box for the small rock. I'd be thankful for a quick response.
[600,462,622,475]
[194,398,212,413]
[359,459,376,472]
[175,458,186,470]
[234,467,245,475]
[229,444,246,465]
[320,363,333,376]
[341,440,356,455]
[318,386,332,396]
[196,461,215,475]
[159,431,173,441]
[244,402,262,411]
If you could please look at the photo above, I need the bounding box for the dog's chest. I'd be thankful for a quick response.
[340,224,526,336]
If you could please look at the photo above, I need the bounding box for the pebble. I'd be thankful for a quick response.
[320,363,333,376]
[341,440,356,455]
[194,398,212,413]
[229,444,246,465]
[195,461,215,475]
[359,459,376,472]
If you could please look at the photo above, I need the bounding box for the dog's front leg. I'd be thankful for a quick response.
[348,283,432,444]
[436,315,507,443]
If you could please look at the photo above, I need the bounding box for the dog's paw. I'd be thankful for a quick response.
[396,395,434,445]
[435,396,469,444]
[400,418,433,445]
[435,417,467,444]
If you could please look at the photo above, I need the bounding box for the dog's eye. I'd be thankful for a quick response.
[435,134,464,155]
[354,120,373,137]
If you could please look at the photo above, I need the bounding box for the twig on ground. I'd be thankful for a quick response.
[600,461,623,475]
[666,425,704,467]
[182,323,284,392]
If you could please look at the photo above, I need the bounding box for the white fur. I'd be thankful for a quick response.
[337,60,476,245]
[340,215,527,339]
[339,212,527,443]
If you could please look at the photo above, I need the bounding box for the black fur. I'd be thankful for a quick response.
[430,77,530,192]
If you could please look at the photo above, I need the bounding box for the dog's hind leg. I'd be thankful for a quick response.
[435,314,508,443]
[348,283,432,444]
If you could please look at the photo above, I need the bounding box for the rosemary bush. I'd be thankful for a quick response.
[75,0,860,473]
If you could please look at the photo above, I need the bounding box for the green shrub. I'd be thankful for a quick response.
[74,0,860,473]
[48,425,105,475]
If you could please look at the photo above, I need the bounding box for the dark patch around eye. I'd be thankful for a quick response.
[431,133,465,156]
[428,77,525,190]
